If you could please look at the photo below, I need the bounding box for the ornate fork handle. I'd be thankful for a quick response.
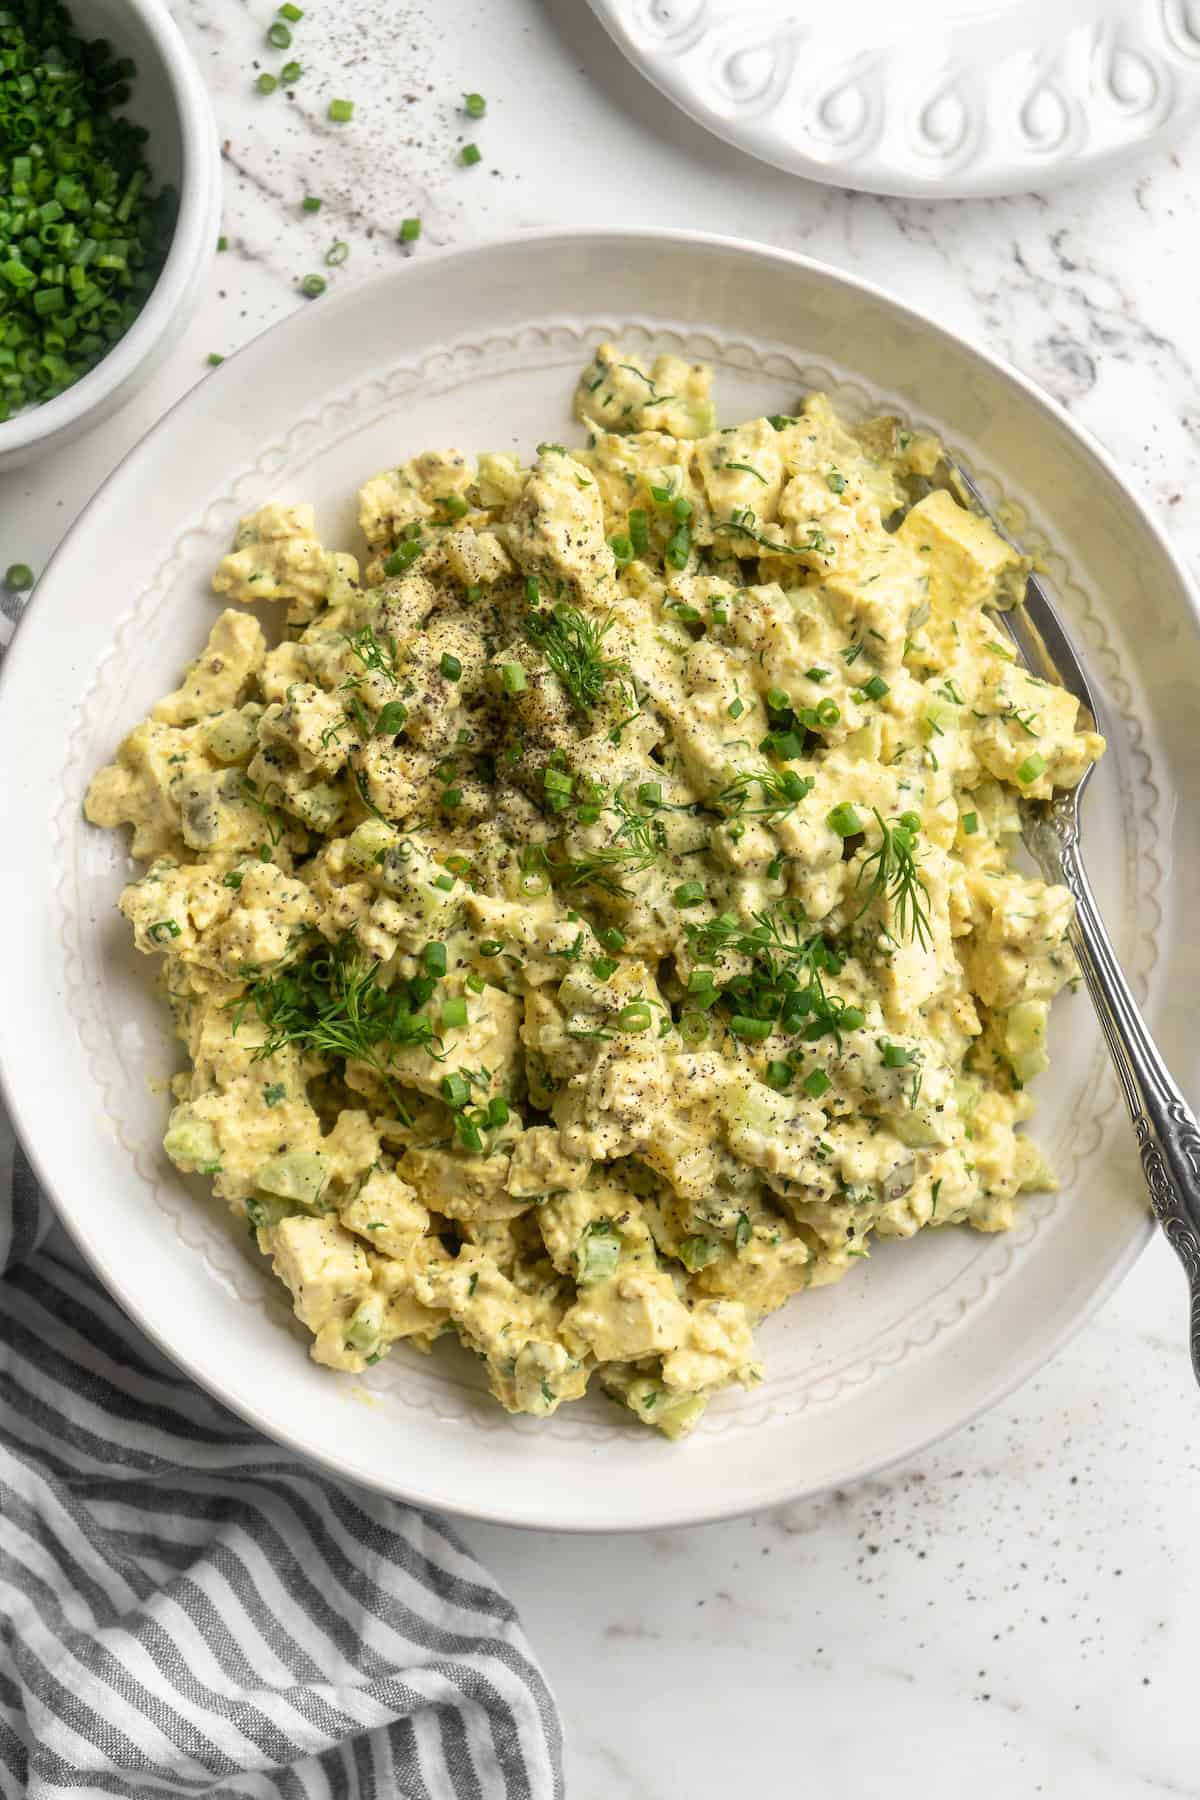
[1039,804,1200,1380]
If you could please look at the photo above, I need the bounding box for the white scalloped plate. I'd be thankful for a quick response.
[587,0,1200,198]
[1,232,1195,1531]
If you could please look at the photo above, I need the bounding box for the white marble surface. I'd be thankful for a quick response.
[3,3,1199,1794]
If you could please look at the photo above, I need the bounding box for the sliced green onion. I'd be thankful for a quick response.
[765,1060,792,1091]
[328,98,354,122]
[962,811,979,835]
[299,272,326,298]
[281,61,302,82]
[597,927,626,952]
[806,666,830,682]
[375,701,408,734]
[441,998,468,1028]
[679,1012,709,1045]
[628,508,649,555]
[861,675,890,701]
[500,662,527,695]
[617,1002,652,1033]
[827,803,863,838]
[591,956,617,981]
[486,1096,509,1126]
[267,21,292,47]
[803,1068,832,1099]
[278,4,304,19]
[206,352,224,366]
[4,564,35,592]
[255,72,278,94]
[1017,752,1046,784]
[816,699,841,728]
[423,941,447,977]
[882,1044,913,1067]
[609,533,633,565]
[441,1073,471,1107]
[302,195,322,212]
[399,216,421,242]
[460,142,482,166]
[463,92,487,117]
[440,651,463,681]
[729,1016,772,1041]
[637,781,662,808]
[325,239,349,266]
[841,1006,865,1031]
[455,1114,483,1154]
[383,538,423,575]
[673,880,705,908]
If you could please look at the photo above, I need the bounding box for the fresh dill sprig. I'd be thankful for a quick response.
[716,766,814,817]
[853,809,932,950]
[522,602,628,713]
[239,776,285,847]
[524,789,665,897]
[234,935,438,1120]
[344,624,400,685]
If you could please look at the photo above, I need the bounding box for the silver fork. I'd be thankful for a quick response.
[948,458,1200,1386]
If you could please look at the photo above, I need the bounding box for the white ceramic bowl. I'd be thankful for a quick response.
[1,231,1196,1531]
[0,0,221,471]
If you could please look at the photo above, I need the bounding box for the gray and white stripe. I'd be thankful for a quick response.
[0,1146,564,1799]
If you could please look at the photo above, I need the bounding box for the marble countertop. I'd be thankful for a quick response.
[3,3,1199,1793]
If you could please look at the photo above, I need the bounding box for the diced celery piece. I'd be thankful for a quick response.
[163,1110,221,1173]
[204,707,260,765]
[344,1292,384,1352]
[254,1150,327,1205]
[577,1222,620,1284]
[623,1377,707,1440]
[286,780,345,831]
[347,817,397,868]
[1004,1000,1050,1084]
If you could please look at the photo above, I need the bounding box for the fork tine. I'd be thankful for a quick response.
[946,456,1103,734]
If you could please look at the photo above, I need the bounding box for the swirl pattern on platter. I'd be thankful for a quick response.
[56,320,1162,1442]
[589,0,1200,193]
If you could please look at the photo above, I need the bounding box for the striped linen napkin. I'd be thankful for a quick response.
[0,1132,564,1799]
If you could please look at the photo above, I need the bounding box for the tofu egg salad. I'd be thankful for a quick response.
[86,344,1104,1440]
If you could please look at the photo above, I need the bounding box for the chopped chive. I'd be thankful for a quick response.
[206,352,224,366]
[591,956,617,981]
[455,1114,483,1153]
[962,811,979,835]
[423,941,447,977]
[440,651,463,681]
[730,1015,772,1041]
[679,1012,709,1044]
[477,940,503,957]
[486,1096,509,1126]
[375,701,408,734]
[628,508,649,555]
[281,61,302,82]
[861,675,890,701]
[399,216,422,242]
[765,1060,792,1091]
[267,21,292,47]
[609,533,633,565]
[463,91,487,118]
[255,72,278,94]
[882,1044,913,1067]
[217,235,229,251]
[673,880,705,908]
[617,1002,653,1033]
[499,662,527,696]
[325,239,349,266]
[302,194,322,212]
[5,564,35,592]
[299,272,326,297]
[383,538,423,575]
[278,3,303,18]
[816,699,840,728]
[637,781,662,808]
[328,98,354,122]
[805,666,830,682]
[1017,752,1046,784]
[803,1068,832,1098]
[597,927,626,952]
[460,142,482,166]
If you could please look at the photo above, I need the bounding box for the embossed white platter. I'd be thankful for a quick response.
[587,0,1200,198]
[1,230,1194,1531]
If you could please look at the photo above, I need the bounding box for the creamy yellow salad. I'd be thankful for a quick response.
[85,345,1104,1439]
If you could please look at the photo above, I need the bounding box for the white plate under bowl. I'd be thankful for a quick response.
[1,231,1193,1532]
[586,0,1200,198]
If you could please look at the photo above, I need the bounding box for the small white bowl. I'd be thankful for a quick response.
[0,0,222,471]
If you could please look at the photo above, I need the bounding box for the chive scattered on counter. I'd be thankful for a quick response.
[299,272,326,297]
[463,91,486,118]
[281,60,302,83]
[4,564,34,592]
[327,98,354,122]
[460,142,482,166]
[217,234,228,251]
[324,239,349,266]
[267,20,291,47]
[255,72,278,94]
[0,3,175,421]
[302,194,322,212]
[399,216,421,242]
[206,352,224,366]
[278,3,304,19]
